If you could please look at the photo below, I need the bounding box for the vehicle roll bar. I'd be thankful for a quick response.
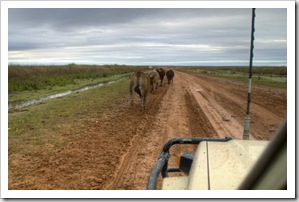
[147,136,232,190]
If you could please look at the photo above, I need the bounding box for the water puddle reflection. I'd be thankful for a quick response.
[9,81,115,109]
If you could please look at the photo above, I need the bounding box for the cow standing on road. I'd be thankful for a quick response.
[166,69,175,84]
[129,71,150,110]
[155,68,166,86]
[148,70,160,94]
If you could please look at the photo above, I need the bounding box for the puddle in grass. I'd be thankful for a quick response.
[9,81,115,109]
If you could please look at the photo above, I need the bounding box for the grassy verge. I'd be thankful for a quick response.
[8,64,149,102]
[182,67,287,89]
[9,74,128,103]
[8,64,147,92]
[8,77,130,158]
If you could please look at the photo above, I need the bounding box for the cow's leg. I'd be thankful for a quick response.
[130,88,134,105]
[142,95,146,110]
[139,86,146,110]
[151,84,154,94]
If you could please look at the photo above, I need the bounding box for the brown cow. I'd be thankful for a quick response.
[129,71,150,110]
[166,69,175,84]
[155,68,166,86]
[148,70,160,94]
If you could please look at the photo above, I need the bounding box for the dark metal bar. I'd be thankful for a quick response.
[243,8,256,140]
[147,150,169,190]
[167,168,181,173]
[246,8,256,115]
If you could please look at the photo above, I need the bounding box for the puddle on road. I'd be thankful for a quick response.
[8,81,115,109]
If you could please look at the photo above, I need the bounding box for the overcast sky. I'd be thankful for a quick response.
[8,8,287,66]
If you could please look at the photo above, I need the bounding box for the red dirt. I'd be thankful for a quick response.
[8,70,287,190]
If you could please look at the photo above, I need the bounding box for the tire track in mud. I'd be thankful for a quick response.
[177,71,286,140]
[177,71,245,139]
[103,80,175,190]
[103,83,170,190]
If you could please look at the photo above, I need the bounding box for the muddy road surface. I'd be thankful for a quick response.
[9,70,287,190]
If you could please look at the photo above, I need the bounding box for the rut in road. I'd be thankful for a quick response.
[177,71,286,140]
[177,71,248,139]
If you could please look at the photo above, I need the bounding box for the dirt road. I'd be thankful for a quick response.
[9,70,287,190]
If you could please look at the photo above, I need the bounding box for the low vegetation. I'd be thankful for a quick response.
[9,77,130,154]
[176,66,287,89]
[8,64,148,92]
[8,65,287,103]
[8,64,148,102]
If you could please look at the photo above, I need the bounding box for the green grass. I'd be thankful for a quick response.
[8,64,147,93]
[183,66,287,89]
[8,77,130,156]
[8,64,148,102]
[9,74,128,103]
[175,66,287,76]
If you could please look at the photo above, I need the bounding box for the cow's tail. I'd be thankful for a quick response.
[130,72,139,101]
[137,72,147,109]
[131,72,142,98]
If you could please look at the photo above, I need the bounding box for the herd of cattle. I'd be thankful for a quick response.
[129,68,175,110]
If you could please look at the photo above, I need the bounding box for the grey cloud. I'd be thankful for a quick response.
[8,8,287,66]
